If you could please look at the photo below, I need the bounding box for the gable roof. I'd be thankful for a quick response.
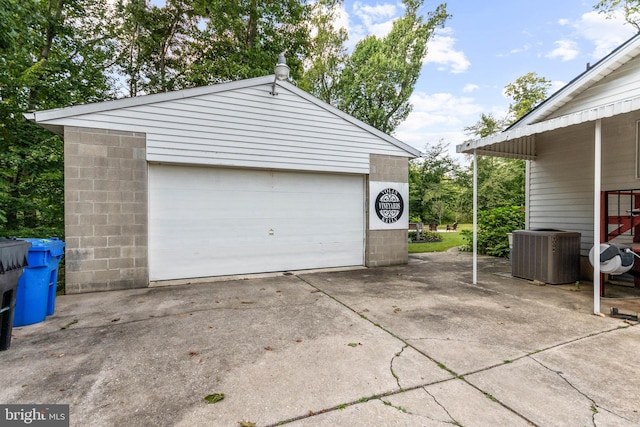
[457,32,640,159]
[26,75,420,158]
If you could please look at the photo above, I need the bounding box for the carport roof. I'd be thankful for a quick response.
[456,32,640,160]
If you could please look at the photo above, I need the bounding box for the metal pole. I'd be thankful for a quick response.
[594,119,602,315]
[473,151,478,284]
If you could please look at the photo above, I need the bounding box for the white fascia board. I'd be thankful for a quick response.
[26,76,276,123]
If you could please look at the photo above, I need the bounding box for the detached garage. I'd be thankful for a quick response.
[27,75,419,293]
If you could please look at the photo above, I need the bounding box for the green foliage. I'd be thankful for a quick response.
[476,157,526,210]
[463,113,505,139]
[461,206,525,257]
[409,141,470,225]
[187,0,310,86]
[504,72,551,124]
[298,0,348,105]
[336,1,449,133]
[0,0,115,236]
[302,0,449,134]
[595,0,640,31]
[409,231,441,242]
[409,226,468,253]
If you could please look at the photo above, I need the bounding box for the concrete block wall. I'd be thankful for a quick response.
[366,154,410,267]
[64,127,148,293]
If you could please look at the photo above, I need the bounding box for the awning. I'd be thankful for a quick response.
[456,96,640,160]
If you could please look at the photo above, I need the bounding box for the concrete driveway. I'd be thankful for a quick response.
[1,251,639,426]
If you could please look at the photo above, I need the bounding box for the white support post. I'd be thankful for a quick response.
[473,151,478,285]
[594,119,602,315]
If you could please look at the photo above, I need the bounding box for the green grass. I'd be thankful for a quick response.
[408,223,471,254]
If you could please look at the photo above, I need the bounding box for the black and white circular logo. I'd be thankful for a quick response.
[375,188,404,224]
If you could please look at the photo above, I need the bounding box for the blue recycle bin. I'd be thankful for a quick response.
[13,238,65,327]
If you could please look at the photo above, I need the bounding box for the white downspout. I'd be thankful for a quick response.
[594,119,602,315]
[473,151,478,284]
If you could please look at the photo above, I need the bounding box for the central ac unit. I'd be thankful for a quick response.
[511,230,581,284]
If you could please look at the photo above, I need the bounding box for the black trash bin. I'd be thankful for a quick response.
[0,237,31,351]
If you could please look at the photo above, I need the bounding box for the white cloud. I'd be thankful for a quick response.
[546,39,579,61]
[509,44,531,55]
[558,18,570,26]
[351,1,397,39]
[463,84,479,93]
[574,10,636,59]
[394,91,485,155]
[424,28,471,74]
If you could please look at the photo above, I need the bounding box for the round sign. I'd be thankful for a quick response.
[375,188,404,224]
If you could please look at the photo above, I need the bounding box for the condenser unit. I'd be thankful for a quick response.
[511,230,581,284]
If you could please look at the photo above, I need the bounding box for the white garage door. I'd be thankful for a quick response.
[148,165,365,281]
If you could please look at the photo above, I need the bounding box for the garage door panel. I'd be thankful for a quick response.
[149,165,364,281]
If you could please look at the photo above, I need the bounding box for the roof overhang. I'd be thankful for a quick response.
[457,96,640,159]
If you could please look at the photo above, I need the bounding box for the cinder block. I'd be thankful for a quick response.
[94,247,121,259]
[108,213,134,225]
[94,203,121,214]
[65,224,94,239]
[120,136,146,148]
[107,146,133,159]
[94,179,121,192]
[94,224,122,236]
[66,179,94,191]
[79,190,108,203]
[78,144,108,157]
[79,236,108,248]
[108,258,134,269]
[79,214,108,225]
[108,235,134,246]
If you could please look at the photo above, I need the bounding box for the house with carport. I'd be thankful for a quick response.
[457,32,640,314]
[26,74,419,293]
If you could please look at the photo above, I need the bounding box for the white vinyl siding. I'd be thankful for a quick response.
[547,56,640,120]
[148,165,365,281]
[529,113,640,255]
[36,81,413,174]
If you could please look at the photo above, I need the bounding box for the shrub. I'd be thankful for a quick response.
[409,230,442,243]
[461,206,524,257]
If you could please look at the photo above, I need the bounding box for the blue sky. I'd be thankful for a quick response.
[337,0,637,159]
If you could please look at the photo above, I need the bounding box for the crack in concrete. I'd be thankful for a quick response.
[528,356,638,427]
[422,387,461,426]
[529,356,599,427]
[292,275,636,427]
[389,344,408,390]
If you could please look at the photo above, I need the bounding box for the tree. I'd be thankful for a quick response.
[409,141,458,224]
[463,113,505,138]
[185,0,311,86]
[334,0,449,133]
[298,0,349,106]
[504,72,552,124]
[595,0,640,30]
[0,0,116,234]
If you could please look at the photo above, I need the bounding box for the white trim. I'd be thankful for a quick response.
[594,120,602,315]
[473,151,478,285]
[636,119,640,179]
